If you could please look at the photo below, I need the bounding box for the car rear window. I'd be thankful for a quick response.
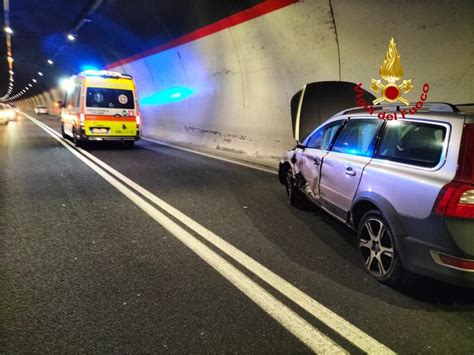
[375,121,446,168]
[86,87,134,109]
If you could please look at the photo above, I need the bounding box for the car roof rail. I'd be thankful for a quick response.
[455,103,474,113]
[422,102,460,112]
[336,102,460,117]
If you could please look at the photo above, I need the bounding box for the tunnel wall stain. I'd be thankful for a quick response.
[21,0,474,167]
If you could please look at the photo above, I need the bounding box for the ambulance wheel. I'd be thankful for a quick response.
[124,141,135,148]
[72,127,83,147]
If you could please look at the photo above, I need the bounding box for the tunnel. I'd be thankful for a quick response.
[1,0,474,353]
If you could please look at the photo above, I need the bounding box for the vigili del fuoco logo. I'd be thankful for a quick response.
[354,38,430,120]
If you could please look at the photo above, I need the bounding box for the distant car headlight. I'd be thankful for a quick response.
[6,109,16,119]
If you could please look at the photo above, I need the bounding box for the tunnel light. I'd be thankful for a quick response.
[4,27,13,34]
[9,77,13,82]
[47,59,54,65]
[9,70,13,75]
[38,72,43,76]
[28,84,32,87]
[7,56,13,63]
[67,33,76,41]
[32,79,37,83]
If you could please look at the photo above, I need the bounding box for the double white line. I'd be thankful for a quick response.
[23,112,394,354]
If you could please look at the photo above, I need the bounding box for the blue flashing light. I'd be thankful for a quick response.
[140,87,193,106]
[82,70,102,76]
[80,65,99,72]
[170,92,182,99]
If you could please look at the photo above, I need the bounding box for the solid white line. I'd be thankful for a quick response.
[142,137,278,175]
[25,112,395,354]
[24,112,346,353]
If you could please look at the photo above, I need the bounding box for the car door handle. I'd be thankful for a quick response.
[345,167,356,176]
[313,157,320,166]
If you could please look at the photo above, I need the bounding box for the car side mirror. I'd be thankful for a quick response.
[296,143,306,149]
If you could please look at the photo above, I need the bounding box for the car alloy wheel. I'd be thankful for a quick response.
[358,214,396,279]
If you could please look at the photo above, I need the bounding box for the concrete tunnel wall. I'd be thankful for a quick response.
[20,0,474,166]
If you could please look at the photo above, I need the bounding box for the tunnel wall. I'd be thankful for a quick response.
[20,0,474,166]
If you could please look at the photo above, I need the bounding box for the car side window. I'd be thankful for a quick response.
[332,119,383,157]
[375,121,446,168]
[306,120,344,150]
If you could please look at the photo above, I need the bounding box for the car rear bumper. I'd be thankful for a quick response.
[398,237,474,287]
[397,214,474,288]
[78,127,141,141]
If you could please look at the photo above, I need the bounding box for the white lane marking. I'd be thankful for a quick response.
[24,113,345,353]
[25,112,395,354]
[142,137,278,175]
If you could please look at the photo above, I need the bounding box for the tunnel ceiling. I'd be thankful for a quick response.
[0,0,264,101]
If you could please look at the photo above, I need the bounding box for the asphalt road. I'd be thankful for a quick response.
[1,112,473,353]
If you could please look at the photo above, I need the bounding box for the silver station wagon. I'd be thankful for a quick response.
[279,82,473,287]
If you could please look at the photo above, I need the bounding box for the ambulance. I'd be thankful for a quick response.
[61,70,141,146]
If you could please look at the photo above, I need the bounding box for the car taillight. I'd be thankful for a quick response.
[136,115,141,127]
[435,182,474,218]
[457,123,474,183]
[434,123,474,218]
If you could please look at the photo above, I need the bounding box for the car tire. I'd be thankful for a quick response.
[357,210,404,287]
[61,124,67,139]
[284,167,306,207]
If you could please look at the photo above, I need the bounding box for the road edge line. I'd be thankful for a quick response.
[142,137,278,175]
[23,111,348,354]
[24,112,394,354]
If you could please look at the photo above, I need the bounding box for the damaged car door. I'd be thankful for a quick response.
[295,120,345,199]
